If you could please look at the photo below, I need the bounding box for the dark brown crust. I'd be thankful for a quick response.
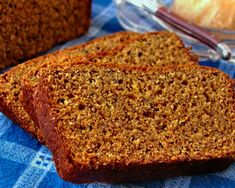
[0,0,91,70]
[34,62,235,183]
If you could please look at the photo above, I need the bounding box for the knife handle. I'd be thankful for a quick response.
[155,6,232,60]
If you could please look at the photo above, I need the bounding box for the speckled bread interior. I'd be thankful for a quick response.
[34,62,235,183]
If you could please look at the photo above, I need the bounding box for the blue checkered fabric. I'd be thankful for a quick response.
[0,0,235,187]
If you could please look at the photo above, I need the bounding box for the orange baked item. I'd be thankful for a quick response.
[34,62,235,183]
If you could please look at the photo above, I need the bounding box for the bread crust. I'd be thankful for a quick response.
[34,62,235,183]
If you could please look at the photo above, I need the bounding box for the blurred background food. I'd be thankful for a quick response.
[172,0,235,30]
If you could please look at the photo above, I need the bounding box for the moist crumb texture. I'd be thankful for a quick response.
[35,63,235,183]
[0,0,91,70]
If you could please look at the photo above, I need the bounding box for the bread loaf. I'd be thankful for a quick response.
[0,0,91,70]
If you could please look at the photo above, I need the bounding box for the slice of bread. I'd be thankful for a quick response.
[20,31,198,128]
[34,62,235,183]
[0,31,139,142]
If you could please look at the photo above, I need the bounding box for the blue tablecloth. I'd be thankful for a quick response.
[0,0,235,187]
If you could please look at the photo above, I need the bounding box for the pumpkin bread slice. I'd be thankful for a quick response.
[34,62,235,183]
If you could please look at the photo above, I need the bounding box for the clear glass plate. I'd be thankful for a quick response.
[114,0,235,61]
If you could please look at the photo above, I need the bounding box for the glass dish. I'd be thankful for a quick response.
[114,0,235,61]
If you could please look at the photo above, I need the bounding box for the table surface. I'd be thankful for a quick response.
[0,0,235,187]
